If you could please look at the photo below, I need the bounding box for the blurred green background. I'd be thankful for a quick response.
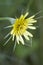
[0,0,43,65]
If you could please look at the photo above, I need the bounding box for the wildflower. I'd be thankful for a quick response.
[4,12,37,45]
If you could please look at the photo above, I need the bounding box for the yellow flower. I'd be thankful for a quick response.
[4,12,37,45]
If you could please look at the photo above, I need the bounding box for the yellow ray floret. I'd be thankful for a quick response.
[4,12,37,45]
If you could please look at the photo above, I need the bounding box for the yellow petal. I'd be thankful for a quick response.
[29,20,37,23]
[29,15,35,19]
[12,34,15,41]
[10,29,14,34]
[19,35,24,45]
[26,18,37,23]
[28,24,33,25]
[28,26,36,29]
[25,31,33,37]
[24,12,29,18]
[28,32,33,37]
[23,34,29,40]
[16,35,19,44]
[20,15,23,20]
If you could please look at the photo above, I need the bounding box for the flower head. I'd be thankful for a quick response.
[4,12,37,45]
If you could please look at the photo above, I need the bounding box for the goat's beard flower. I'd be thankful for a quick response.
[4,12,37,45]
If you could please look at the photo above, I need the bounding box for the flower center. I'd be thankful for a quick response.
[10,13,29,36]
[13,20,28,35]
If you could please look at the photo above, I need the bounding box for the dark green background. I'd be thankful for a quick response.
[0,0,43,65]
